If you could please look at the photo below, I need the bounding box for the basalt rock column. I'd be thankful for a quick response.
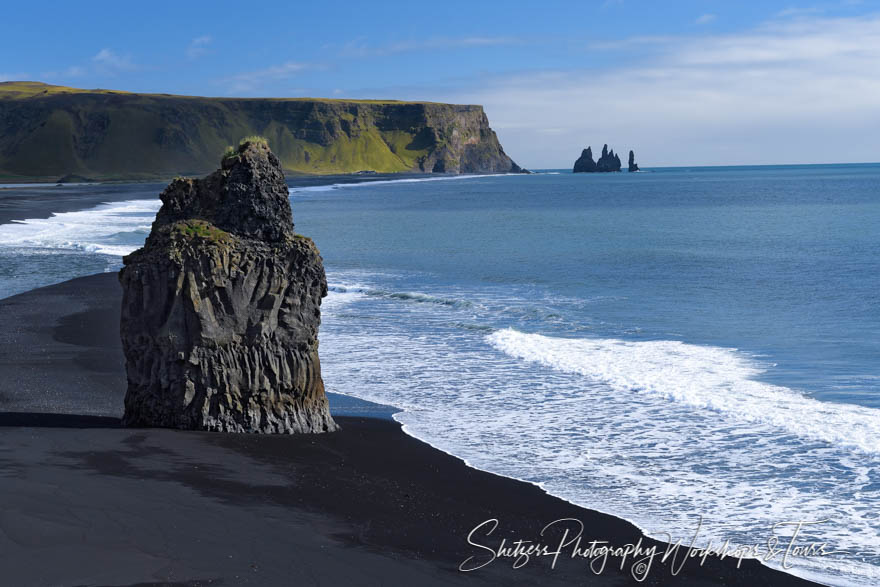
[119,139,337,433]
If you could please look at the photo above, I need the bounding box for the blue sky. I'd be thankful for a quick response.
[4,0,880,167]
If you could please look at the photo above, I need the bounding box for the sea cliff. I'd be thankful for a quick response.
[0,81,523,180]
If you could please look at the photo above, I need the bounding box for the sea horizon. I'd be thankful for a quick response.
[6,160,880,190]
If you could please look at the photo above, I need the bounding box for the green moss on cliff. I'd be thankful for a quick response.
[0,82,520,179]
[171,220,231,244]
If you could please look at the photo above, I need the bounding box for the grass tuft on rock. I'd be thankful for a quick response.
[238,136,269,151]
[171,219,231,244]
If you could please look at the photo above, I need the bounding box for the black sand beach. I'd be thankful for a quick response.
[0,182,167,226]
[0,274,821,586]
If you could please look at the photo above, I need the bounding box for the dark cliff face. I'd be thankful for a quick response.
[119,140,337,433]
[418,109,525,174]
[0,82,524,179]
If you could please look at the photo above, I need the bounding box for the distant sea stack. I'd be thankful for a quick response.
[0,81,525,180]
[573,147,598,173]
[628,150,639,172]
[573,144,639,173]
[119,138,337,434]
[596,145,622,172]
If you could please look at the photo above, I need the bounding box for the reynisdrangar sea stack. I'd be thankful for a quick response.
[119,138,337,433]
[573,144,623,173]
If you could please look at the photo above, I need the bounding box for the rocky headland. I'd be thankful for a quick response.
[573,144,641,173]
[119,138,336,433]
[0,81,525,180]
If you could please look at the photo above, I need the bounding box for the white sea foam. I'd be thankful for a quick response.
[317,273,880,587]
[0,199,160,256]
[323,283,369,312]
[486,328,880,455]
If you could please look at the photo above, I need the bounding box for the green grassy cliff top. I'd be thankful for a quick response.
[0,81,467,106]
[0,81,132,99]
[0,82,521,180]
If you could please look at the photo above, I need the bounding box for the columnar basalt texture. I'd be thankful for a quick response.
[119,140,337,433]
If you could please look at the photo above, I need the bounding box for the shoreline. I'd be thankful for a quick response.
[0,273,822,586]
[0,181,167,226]
[0,172,523,228]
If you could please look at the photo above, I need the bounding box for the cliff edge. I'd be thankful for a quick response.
[0,81,524,179]
[119,138,336,433]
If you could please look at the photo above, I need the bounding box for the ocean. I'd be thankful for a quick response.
[0,165,878,586]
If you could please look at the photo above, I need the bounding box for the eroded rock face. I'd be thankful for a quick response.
[119,140,337,433]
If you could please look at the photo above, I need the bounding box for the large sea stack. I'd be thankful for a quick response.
[119,139,337,434]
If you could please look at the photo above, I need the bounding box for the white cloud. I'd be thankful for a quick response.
[223,62,319,94]
[695,13,717,25]
[40,54,125,83]
[92,49,136,73]
[41,65,86,79]
[446,14,880,167]
[187,35,212,59]
[0,72,29,82]
[777,6,825,18]
[339,36,520,58]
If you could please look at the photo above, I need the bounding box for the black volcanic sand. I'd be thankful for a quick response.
[0,274,821,586]
[0,182,168,226]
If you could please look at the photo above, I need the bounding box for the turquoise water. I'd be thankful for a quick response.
[0,165,878,585]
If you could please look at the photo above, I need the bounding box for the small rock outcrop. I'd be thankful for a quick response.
[628,150,639,172]
[119,139,337,434]
[573,144,625,173]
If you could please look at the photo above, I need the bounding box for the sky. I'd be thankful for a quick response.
[4,0,880,168]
